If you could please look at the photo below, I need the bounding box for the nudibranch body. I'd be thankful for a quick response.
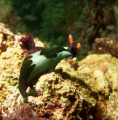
[19,34,81,102]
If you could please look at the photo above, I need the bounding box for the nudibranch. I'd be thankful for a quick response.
[19,33,43,55]
[19,34,81,102]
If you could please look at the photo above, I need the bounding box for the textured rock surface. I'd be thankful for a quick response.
[1,25,118,119]
[77,54,118,119]
[77,54,118,93]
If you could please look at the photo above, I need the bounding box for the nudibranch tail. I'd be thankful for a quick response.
[69,34,74,46]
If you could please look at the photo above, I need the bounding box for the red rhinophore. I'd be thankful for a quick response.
[76,43,81,50]
[69,34,74,46]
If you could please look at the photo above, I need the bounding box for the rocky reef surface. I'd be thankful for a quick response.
[0,25,118,119]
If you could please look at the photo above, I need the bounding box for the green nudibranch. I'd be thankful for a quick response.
[19,34,81,102]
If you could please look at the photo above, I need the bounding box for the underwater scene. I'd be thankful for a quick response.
[1,0,118,119]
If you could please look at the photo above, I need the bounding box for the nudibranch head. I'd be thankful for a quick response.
[19,33,35,50]
[68,34,81,59]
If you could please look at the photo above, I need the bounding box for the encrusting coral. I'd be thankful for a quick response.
[77,54,118,94]
[0,25,44,115]
[94,37,118,58]
[0,25,25,109]
[77,54,118,119]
